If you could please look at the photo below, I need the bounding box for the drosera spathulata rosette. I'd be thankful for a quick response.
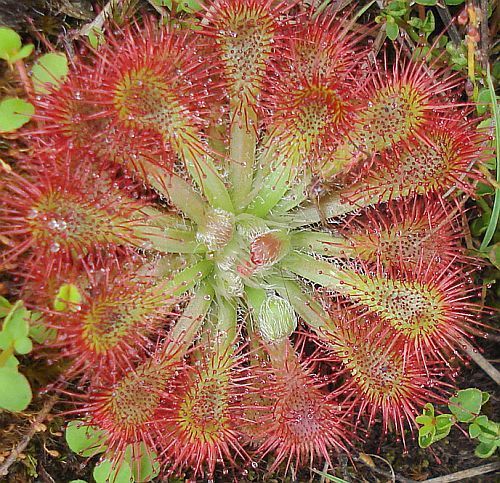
[0,0,489,479]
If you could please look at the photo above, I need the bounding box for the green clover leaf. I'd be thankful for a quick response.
[66,420,107,457]
[14,336,33,355]
[419,432,434,448]
[469,422,482,438]
[0,367,32,412]
[0,27,21,61]
[0,296,12,318]
[154,0,202,12]
[125,443,160,482]
[93,458,133,483]
[29,321,57,344]
[386,1,407,17]
[475,440,499,458]
[32,52,69,94]
[3,355,19,368]
[0,27,34,65]
[435,414,454,431]
[0,97,34,132]
[0,331,10,350]
[385,20,399,41]
[449,388,483,423]
[418,424,436,438]
[415,415,433,426]
[3,301,30,342]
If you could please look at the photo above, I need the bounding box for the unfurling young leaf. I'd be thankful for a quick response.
[54,283,83,312]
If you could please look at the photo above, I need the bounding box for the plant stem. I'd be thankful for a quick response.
[271,171,311,214]
[166,281,214,353]
[143,161,207,225]
[183,145,233,212]
[245,286,267,313]
[0,345,14,367]
[246,148,299,217]
[263,337,293,368]
[244,286,267,355]
[269,275,329,331]
[280,251,344,291]
[15,60,33,98]
[229,105,257,211]
[139,206,187,227]
[291,230,353,258]
[162,260,214,297]
[142,225,206,254]
[205,295,237,353]
[479,0,489,70]
[353,454,416,483]
[436,3,461,46]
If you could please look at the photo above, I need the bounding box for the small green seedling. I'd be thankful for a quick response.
[375,0,408,41]
[153,0,203,12]
[0,300,33,411]
[407,11,435,40]
[66,420,160,483]
[0,27,34,66]
[417,389,500,458]
[446,41,468,71]
[416,403,454,448]
[0,27,35,132]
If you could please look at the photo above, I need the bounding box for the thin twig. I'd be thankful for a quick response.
[369,27,387,64]
[421,462,500,482]
[353,455,418,483]
[369,454,396,482]
[144,0,167,16]
[0,395,58,477]
[461,337,500,386]
[436,2,461,46]
[78,0,121,37]
[319,460,329,483]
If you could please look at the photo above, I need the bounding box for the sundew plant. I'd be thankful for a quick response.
[0,0,492,480]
